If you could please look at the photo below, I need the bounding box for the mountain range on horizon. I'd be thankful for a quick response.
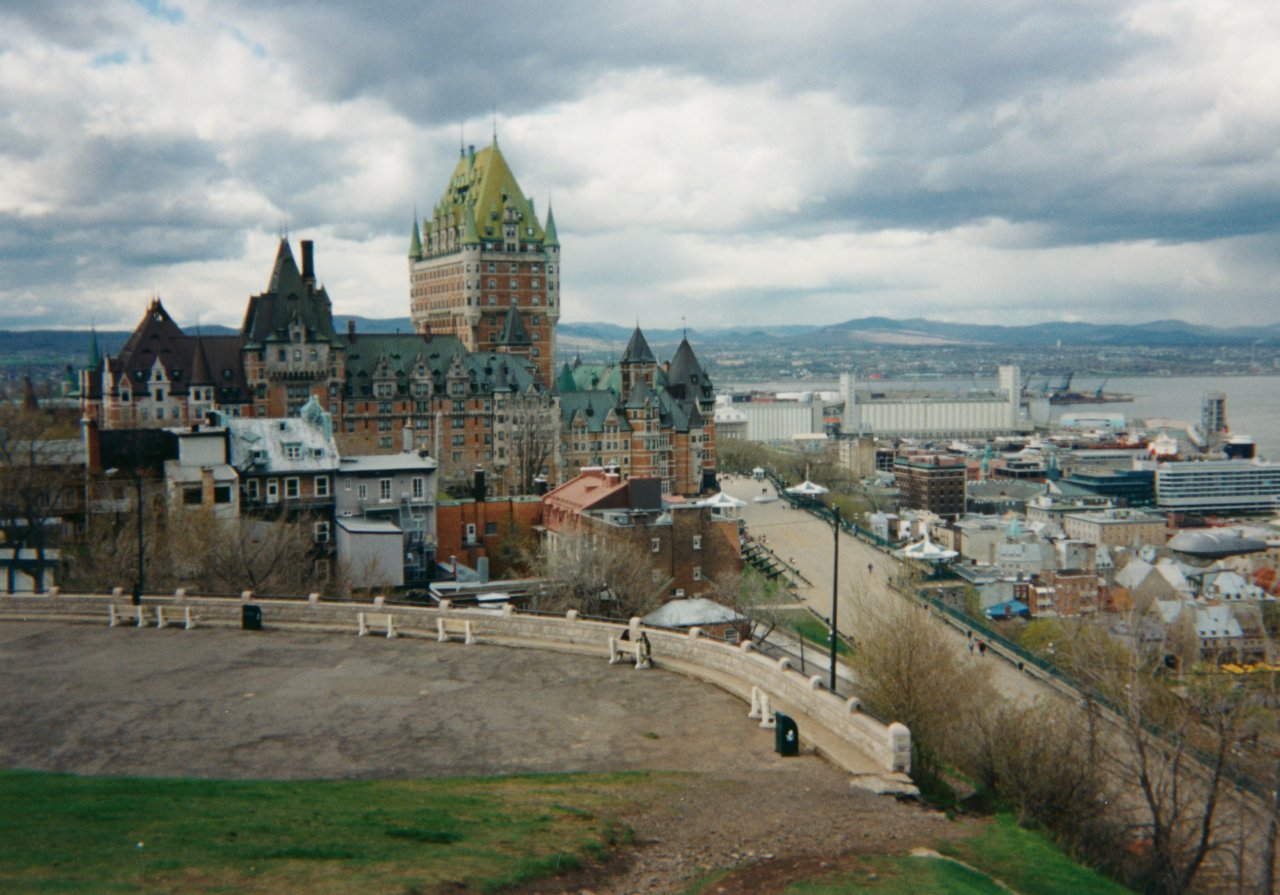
[4,315,1279,370]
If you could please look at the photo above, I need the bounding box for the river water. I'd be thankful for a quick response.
[725,375,1280,459]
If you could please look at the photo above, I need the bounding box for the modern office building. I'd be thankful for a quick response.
[1156,459,1280,514]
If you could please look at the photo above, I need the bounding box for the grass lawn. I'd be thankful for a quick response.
[0,769,643,894]
[780,815,1133,895]
[781,612,852,657]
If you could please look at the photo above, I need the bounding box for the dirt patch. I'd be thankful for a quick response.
[0,622,975,894]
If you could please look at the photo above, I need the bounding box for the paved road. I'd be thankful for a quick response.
[722,476,1046,707]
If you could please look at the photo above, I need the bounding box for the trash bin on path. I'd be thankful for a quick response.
[242,604,262,631]
[774,711,799,756]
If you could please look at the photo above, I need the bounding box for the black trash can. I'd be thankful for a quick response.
[774,711,799,756]
[242,604,263,631]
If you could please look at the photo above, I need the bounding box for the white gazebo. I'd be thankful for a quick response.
[896,534,959,564]
[785,480,829,498]
[702,491,747,518]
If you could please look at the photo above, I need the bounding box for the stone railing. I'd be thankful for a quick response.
[0,591,912,787]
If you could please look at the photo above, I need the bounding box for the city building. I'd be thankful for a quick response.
[840,365,1025,438]
[1156,459,1280,514]
[556,328,716,496]
[408,138,559,385]
[1061,509,1167,549]
[893,453,967,519]
[334,451,437,588]
[541,467,741,598]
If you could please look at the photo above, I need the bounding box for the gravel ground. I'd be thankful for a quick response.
[0,622,975,894]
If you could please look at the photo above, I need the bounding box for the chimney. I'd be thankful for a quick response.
[347,319,357,343]
[301,240,315,281]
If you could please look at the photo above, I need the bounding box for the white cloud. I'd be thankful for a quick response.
[2,0,1280,332]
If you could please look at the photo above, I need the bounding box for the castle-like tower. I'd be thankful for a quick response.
[408,138,559,384]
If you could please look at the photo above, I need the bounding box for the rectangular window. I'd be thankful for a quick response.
[246,479,260,500]
[285,477,299,499]
[213,485,232,504]
[284,443,301,460]
[379,479,392,501]
[357,483,368,500]
[692,535,702,551]
[183,488,202,506]
[412,476,425,499]
[651,538,661,553]
[693,566,702,581]
[314,521,330,543]
[314,476,330,498]
[485,521,498,535]
[343,477,352,491]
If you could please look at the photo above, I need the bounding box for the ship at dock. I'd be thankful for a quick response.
[1034,373,1135,405]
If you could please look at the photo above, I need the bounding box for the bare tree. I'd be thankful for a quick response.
[534,529,667,619]
[498,387,559,497]
[845,582,995,783]
[0,404,80,592]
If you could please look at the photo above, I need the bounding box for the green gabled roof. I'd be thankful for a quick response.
[339,332,542,400]
[436,140,545,247]
[543,205,559,247]
[88,326,102,369]
[566,362,621,394]
[461,203,481,246]
[409,217,423,258]
[559,391,631,434]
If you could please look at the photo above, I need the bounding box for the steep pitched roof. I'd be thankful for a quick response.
[433,140,545,246]
[241,239,336,348]
[555,363,577,394]
[543,205,559,247]
[496,302,531,346]
[620,326,656,365]
[665,337,713,402]
[340,332,541,400]
[409,218,423,258]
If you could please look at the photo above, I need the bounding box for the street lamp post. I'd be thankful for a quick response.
[104,467,144,603]
[829,504,840,693]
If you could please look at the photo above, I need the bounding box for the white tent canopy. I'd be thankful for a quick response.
[785,480,829,497]
[703,491,747,509]
[896,534,958,563]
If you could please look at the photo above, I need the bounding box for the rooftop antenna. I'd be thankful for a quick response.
[682,316,687,340]
[459,122,464,157]
[492,107,498,143]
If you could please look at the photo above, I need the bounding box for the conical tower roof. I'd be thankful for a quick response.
[620,326,655,365]
[409,217,423,258]
[555,362,577,394]
[666,337,713,401]
[189,336,213,385]
[496,301,531,346]
[544,205,559,247]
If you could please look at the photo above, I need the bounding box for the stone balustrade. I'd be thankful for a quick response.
[0,591,912,785]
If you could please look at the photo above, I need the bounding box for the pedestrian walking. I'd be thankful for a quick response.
[978,640,987,657]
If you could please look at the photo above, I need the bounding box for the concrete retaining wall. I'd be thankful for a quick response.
[0,592,911,781]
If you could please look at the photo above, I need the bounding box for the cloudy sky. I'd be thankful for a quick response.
[3,0,1279,332]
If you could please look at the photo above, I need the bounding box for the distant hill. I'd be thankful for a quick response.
[4,316,1277,373]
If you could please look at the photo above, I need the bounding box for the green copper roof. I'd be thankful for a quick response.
[434,141,545,247]
[88,326,102,369]
[409,218,423,258]
[543,205,559,247]
[554,362,577,394]
[461,203,481,246]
